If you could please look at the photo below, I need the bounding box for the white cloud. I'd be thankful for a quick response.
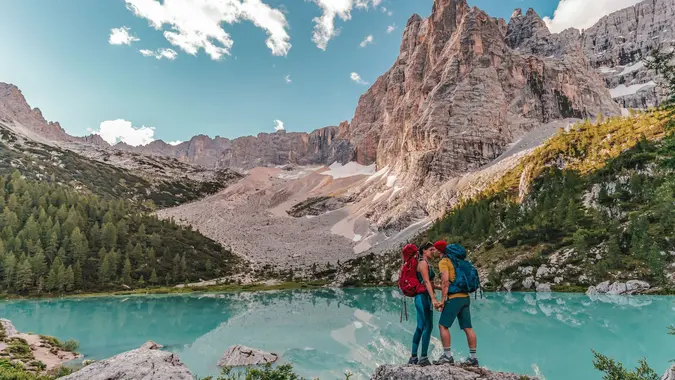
[125,0,291,60]
[359,34,373,48]
[92,119,155,146]
[167,140,183,145]
[543,0,642,33]
[109,26,140,45]
[285,74,292,83]
[310,0,380,50]
[274,119,285,131]
[350,72,368,85]
[139,48,179,60]
[386,24,396,33]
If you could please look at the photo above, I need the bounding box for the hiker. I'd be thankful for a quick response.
[406,242,442,367]
[433,241,479,367]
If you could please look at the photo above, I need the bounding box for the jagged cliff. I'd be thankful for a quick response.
[340,2,619,183]
[581,0,675,108]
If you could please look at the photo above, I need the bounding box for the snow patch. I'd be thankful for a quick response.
[598,66,616,74]
[386,175,397,188]
[352,234,362,242]
[609,81,657,98]
[321,162,376,179]
[366,166,390,183]
[617,61,645,76]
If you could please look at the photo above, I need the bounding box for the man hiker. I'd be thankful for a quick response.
[433,240,479,367]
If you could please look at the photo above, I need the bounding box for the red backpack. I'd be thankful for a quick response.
[398,244,426,297]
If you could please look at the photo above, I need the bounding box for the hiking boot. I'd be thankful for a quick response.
[461,358,479,367]
[433,354,454,365]
[418,357,432,367]
[407,356,418,365]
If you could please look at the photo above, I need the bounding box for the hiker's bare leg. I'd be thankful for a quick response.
[439,325,451,348]
[464,328,476,349]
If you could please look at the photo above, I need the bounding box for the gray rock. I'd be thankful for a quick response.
[607,282,629,295]
[370,364,536,380]
[536,283,552,293]
[586,286,598,296]
[60,346,193,380]
[140,340,164,350]
[535,265,550,279]
[662,364,675,380]
[0,318,18,337]
[596,281,611,293]
[218,345,279,367]
[522,277,535,289]
[502,279,516,292]
[625,280,650,294]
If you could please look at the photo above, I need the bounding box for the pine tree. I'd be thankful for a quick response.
[180,254,187,282]
[149,269,158,285]
[99,253,113,286]
[173,254,181,281]
[55,258,66,292]
[2,253,17,289]
[101,222,118,250]
[69,228,89,264]
[131,243,143,265]
[137,275,145,287]
[73,260,83,289]
[14,259,33,292]
[64,266,75,292]
[205,259,212,273]
[122,255,132,285]
[30,250,47,281]
[45,265,58,292]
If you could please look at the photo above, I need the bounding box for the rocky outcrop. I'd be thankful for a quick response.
[0,319,81,373]
[370,364,536,380]
[581,0,675,108]
[663,364,675,380]
[60,343,193,380]
[0,83,75,143]
[0,318,18,337]
[586,280,651,295]
[217,345,279,367]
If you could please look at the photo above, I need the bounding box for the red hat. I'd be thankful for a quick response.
[402,244,418,257]
[434,240,448,253]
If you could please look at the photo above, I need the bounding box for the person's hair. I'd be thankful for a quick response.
[419,242,434,255]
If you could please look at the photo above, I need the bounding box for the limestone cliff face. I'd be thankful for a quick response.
[0,83,74,142]
[340,2,619,181]
[581,0,675,108]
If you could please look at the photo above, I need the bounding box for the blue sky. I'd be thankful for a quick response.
[0,0,633,146]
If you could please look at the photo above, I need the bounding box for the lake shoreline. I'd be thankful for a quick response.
[2,280,673,301]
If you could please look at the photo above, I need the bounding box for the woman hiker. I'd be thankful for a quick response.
[408,242,442,366]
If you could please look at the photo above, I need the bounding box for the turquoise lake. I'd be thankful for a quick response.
[0,289,673,379]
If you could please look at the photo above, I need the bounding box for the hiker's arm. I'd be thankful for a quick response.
[419,261,438,304]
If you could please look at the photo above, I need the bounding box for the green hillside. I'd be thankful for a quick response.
[0,172,243,296]
[0,123,239,209]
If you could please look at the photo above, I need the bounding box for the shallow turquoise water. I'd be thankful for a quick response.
[0,289,672,379]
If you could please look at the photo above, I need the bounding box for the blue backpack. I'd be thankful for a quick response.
[444,244,481,295]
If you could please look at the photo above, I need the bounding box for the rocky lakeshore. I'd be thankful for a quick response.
[0,318,81,374]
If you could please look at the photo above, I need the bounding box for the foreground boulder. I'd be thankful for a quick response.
[663,364,675,380]
[371,365,536,380]
[218,344,279,367]
[60,342,193,380]
[0,318,18,337]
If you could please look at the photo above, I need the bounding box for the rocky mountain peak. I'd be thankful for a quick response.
[428,0,470,58]
[506,7,551,50]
